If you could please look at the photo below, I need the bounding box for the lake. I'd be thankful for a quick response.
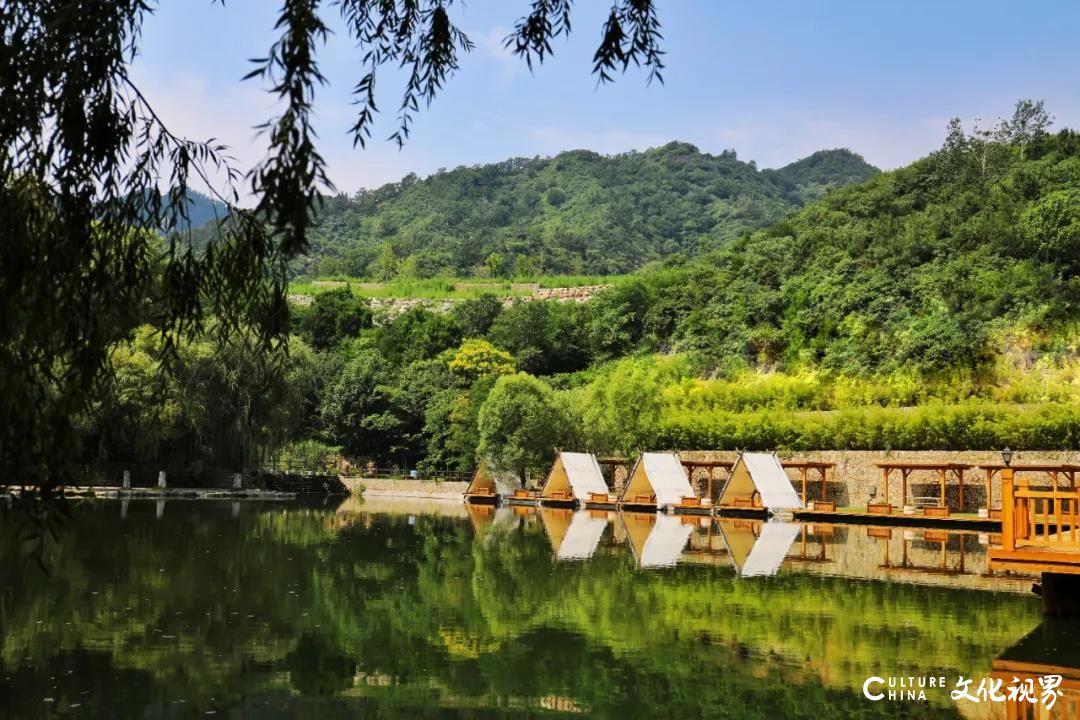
[0,496,1069,719]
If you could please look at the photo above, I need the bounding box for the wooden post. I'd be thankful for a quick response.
[821,467,827,503]
[939,468,946,508]
[157,470,166,489]
[882,467,889,507]
[1002,472,1015,550]
[958,468,965,512]
[122,470,131,489]
[801,467,808,505]
[985,468,993,511]
[233,473,243,490]
[902,469,909,509]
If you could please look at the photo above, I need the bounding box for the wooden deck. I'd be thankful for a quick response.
[988,474,1080,575]
[793,506,999,530]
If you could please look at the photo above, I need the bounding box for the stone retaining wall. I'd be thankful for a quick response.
[677,449,1080,508]
[345,477,468,499]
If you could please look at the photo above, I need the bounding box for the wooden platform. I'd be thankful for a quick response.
[505,490,539,507]
[463,492,499,505]
[988,475,1080,576]
[715,505,769,519]
[793,507,999,531]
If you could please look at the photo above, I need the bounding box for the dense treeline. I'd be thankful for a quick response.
[291,143,878,278]
[273,103,1080,481]
[91,103,1080,482]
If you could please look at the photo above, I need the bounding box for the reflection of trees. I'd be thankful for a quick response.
[0,503,1042,718]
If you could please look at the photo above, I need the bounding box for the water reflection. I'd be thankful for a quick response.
[0,499,1052,718]
[992,619,1080,718]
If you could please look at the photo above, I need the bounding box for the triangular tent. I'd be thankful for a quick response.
[465,459,498,496]
[630,512,693,568]
[621,452,695,508]
[718,452,803,511]
[554,510,609,560]
[540,452,610,502]
[740,521,800,577]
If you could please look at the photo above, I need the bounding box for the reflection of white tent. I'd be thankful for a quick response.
[740,521,800,577]
[623,512,693,568]
[621,452,695,509]
[467,504,516,537]
[718,452,803,511]
[540,508,608,560]
[540,452,610,505]
[551,510,609,560]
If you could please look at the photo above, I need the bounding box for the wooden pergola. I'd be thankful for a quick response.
[781,460,835,504]
[976,464,1080,510]
[679,459,733,500]
[596,458,631,490]
[873,462,974,512]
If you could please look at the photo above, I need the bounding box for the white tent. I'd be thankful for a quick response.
[739,521,801,577]
[621,452,695,508]
[718,452,804,511]
[540,452,610,502]
[624,512,693,568]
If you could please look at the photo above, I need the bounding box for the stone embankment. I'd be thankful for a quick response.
[292,284,612,320]
[344,477,467,500]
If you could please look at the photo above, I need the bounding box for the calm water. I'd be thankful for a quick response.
[0,497,1063,718]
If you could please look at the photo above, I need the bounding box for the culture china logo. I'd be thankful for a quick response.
[862,674,1064,709]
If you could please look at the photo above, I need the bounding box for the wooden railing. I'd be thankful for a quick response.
[1000,476,1080,551]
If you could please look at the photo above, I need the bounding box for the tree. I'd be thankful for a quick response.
[477,373,563,485]
[397,254,421,280]
[485,251,506,279]
[451,295,504,337]
[1002,99,1053,159]
[373,241,399,282]
[2,0,664,488]
[447,340,515,382]
[308,287,373,349]
[1019,189,1080,276]
[579,359,663,457]
[318,348,399,460]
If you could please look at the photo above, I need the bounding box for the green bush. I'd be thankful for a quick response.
[650,402,1080,451]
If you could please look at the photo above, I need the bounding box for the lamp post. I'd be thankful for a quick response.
[1000,446,1016,529]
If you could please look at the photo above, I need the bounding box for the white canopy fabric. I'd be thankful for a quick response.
[561,452,610,497]
[641,452,695,507]
[739,520,801,577]
[557,511,609,560]
[744,453,804,510]
[639,513,693,568]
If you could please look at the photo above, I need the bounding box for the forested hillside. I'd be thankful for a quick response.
[97,103,1080,482]
[298,143,878,277]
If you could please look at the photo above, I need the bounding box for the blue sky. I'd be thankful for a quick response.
[133,1,1080,195]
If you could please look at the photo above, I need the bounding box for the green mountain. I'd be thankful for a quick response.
[615,126,1080,375]
[299,143,878,277]
[764,148,882,203]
